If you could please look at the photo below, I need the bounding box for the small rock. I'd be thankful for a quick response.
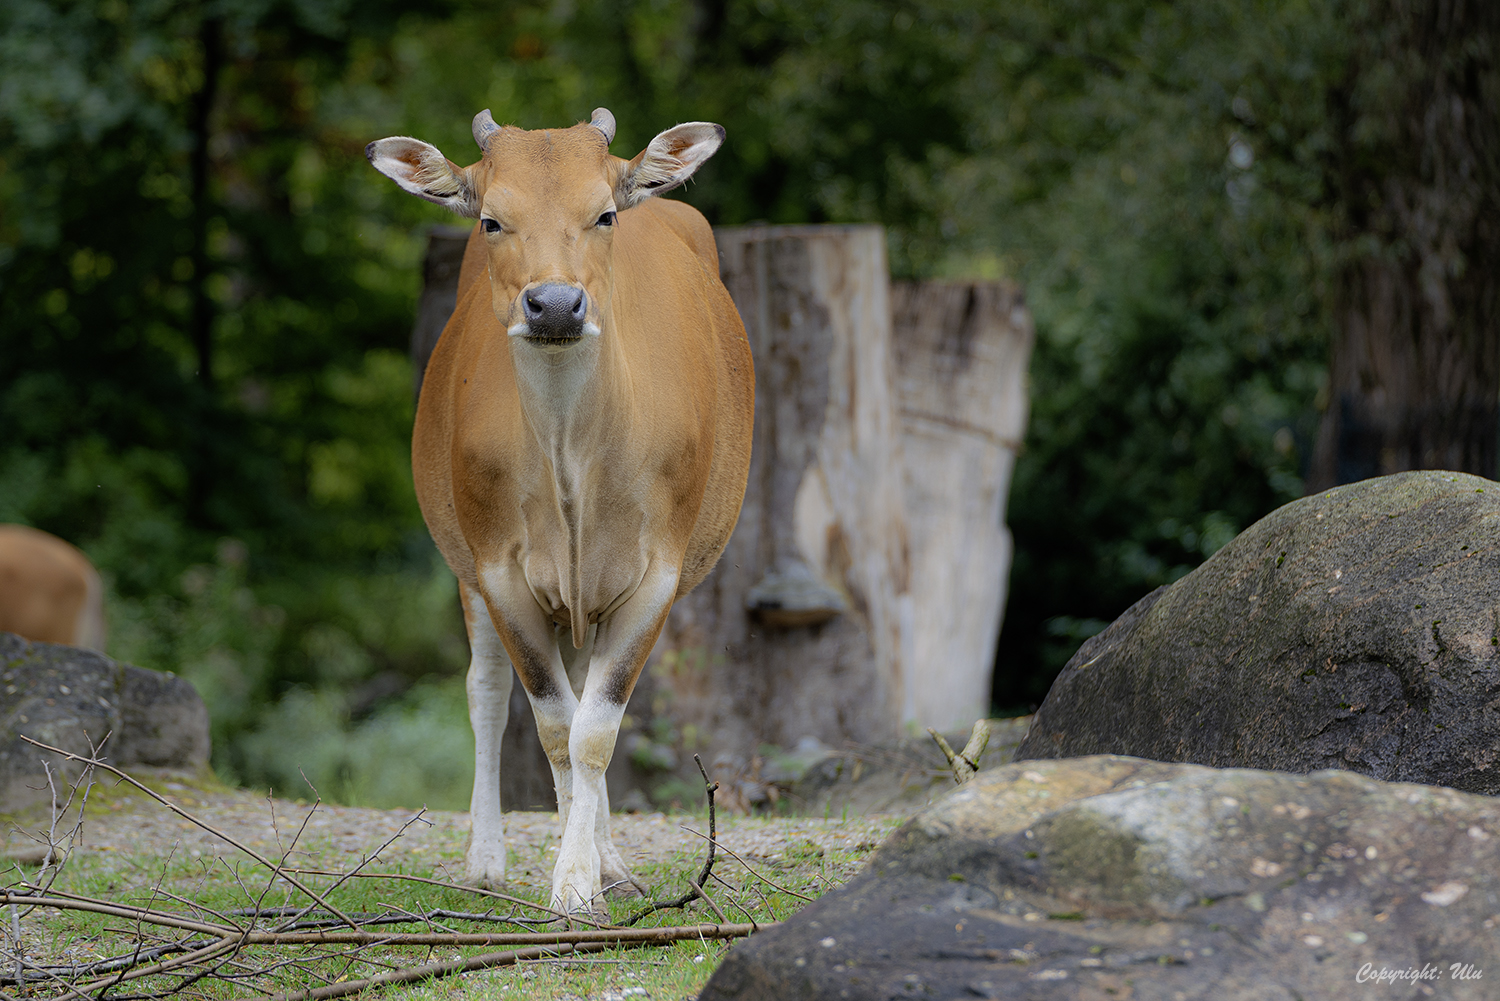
[0,633,210,811]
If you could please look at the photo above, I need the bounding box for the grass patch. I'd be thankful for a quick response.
[0,794,898,1000]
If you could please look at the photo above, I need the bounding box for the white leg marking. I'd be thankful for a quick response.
[594,774,644,896]
[475,564,581,905]
[552,698,623,913]
[550,564,678,914]
[463,585,512,888]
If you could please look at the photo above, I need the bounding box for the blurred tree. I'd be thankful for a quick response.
[1307,0,1500,489]
[0,0,468,787]
[944,0,1333,704]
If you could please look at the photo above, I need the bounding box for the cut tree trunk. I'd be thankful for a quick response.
[409,226,470,399]
[892,282,1032,730]
[650,225,913,785]
[1308,0,1500,490]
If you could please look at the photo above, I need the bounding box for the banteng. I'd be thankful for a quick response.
[0,525,106,652]
[367,109,753,914]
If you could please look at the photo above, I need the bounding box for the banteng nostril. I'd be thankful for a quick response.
[523,291,546,320]
[568,289,586,320]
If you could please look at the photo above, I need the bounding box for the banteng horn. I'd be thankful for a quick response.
[472,109,501,150]
[590,107,616,145]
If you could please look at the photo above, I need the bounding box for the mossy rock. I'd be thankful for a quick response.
[1016,470,1500,793]
[701,756,1499,1000]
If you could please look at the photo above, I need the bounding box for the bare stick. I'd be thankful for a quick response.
[238,923,767,946]
[256,923,766,1001]
[927,719,990,785]
[275,870,604,929]
[18,736,360,931]
[624,754,723,926]
[1,891,233,938]
[7,904,18,988]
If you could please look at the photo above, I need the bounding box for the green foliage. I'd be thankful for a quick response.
[951,0,1345,703]
[0,0,468,797]
[3,0,1370,789]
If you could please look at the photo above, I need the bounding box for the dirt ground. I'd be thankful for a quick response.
[0,716,1030,887]
[0,774,902,891]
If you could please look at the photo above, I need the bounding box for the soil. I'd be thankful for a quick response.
[0,717,1031,887]
[0,773,902,891]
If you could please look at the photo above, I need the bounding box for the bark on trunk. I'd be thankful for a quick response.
[892,282,1032,730]
[1308,0,1500,491]
[651,225,913,785]
[409,226,470,399]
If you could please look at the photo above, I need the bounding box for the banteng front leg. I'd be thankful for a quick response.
[550,563,678,915]
[469,569,574,892]
[559,626,646,899]
[461,583,513,888]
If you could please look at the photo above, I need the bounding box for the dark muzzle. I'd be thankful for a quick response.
[522,283,587,342]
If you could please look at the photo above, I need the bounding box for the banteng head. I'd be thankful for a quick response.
[366,108,723,348]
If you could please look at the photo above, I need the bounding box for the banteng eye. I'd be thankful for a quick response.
[481,218,502,234]
[596,211,616,227]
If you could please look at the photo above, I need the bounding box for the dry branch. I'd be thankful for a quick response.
[624,755,724,926]
[19,737,360,930]
[927,719,991,785]
[1,741,794,1000]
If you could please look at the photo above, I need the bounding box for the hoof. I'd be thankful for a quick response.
[601,870,647,899]
[463,844,507,890]
[550,870,607,919]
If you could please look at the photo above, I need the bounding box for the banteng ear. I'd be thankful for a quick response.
[365,137,480,217]
[616,122,725,208]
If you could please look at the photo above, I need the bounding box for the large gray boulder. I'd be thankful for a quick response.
[701,756,1498,1000]
[0,632,210,810]
[1017,471,1500,793]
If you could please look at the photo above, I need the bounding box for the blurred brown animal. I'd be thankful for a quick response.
[0,525,106,651]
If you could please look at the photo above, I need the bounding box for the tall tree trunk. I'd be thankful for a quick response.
[1308,0,1500,491]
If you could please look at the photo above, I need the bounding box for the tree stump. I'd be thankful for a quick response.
[648,225,914,786]
[409,226,469,399]
[891,281,1032,729]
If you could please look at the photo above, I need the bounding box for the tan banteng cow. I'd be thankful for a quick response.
[0,525,107,651]
[367,109,753,914]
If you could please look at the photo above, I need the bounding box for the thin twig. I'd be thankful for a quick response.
[18,737,361,931]
[252,793,324,931]
[677,828,816,902]
[624,754,723,926]
[271,809,430,933]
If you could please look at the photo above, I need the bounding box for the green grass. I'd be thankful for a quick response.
[1,802,897,1000]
